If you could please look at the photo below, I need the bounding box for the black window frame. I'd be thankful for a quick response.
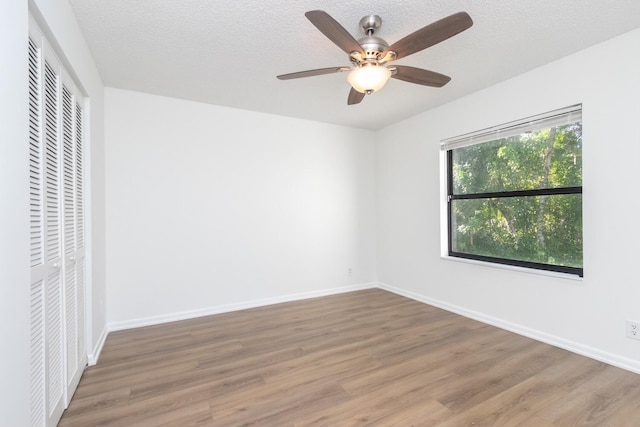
[445,113,583,278]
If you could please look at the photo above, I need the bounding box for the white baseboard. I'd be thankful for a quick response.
[107,283,377,333]
[87,324,108,366]
[378,282,640,375]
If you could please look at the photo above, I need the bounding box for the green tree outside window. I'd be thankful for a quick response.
[448,117,582,276]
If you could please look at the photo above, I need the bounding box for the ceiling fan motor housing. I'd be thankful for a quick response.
[358,36,388,59]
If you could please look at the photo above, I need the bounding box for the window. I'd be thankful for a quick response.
[442,106,583,277]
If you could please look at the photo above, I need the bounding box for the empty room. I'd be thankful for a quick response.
[3,0,640,425]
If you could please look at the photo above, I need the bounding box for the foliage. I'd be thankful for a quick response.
[450,123,582,268]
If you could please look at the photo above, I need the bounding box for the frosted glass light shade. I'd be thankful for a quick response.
[347,65,392,93]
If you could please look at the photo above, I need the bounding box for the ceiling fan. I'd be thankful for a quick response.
[277,10,473,105]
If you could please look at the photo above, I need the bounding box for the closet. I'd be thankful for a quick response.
[28,17,87,427]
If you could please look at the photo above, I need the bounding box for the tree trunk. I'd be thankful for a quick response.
[537,127,556,249]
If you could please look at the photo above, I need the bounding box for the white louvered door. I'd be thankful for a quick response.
[28,34,49,427]
[29,18,87,427]
[43,57,66,426]
[61,83,87,397]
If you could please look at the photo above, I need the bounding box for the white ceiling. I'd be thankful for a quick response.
[69,0,640,130]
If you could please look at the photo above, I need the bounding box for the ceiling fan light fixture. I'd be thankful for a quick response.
[347,65,391,94]
[278,11,473,105]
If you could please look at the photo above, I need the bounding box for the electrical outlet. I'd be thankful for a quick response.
[627,320,640,340]
[348,267,352,277]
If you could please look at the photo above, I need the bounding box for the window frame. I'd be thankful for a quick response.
[443,106,584,278]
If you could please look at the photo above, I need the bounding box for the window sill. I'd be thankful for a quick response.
[440,255,583,281]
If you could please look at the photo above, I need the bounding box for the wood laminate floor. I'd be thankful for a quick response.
[60,289,640,426]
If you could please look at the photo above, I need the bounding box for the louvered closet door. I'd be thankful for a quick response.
[43,54,66,427]
[29,21,87,427]
[61,83,87,397]
[31,47,66,427]
[28,35,49,427]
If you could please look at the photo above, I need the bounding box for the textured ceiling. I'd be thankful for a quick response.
[69,0,640,130]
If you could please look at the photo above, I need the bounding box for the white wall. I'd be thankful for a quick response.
[377,28,640,372]
[0,2,31,424]
[105,89,377,326]
[0,0,105,421]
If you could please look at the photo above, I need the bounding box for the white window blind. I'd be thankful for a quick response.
[441,105,582,151]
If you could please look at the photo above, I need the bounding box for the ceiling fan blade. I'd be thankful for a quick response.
[382,12,473,61]
[277,67,347,80]
[305,10,364,56]
[391,65,451,87]
[347,87,365,105]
